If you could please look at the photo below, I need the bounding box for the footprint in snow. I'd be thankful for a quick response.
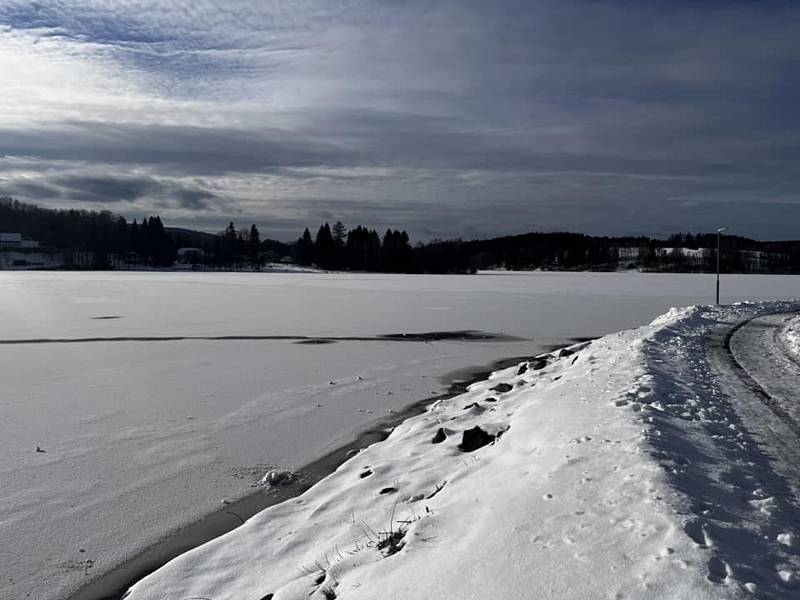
[683,519,713,548]
[706,555,731,583]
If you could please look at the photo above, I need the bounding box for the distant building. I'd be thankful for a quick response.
[0,233,22,248]
[616,247,642,261]
[1,233,41,249]
[176,247,205,264]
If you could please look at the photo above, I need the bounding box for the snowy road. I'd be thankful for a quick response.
[705,310,800,505]
[728,312,800,437]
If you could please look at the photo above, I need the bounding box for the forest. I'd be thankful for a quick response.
[2,197,800,273]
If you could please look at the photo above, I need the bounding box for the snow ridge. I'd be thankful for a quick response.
[124,303,800,600]
[779,315,800,360]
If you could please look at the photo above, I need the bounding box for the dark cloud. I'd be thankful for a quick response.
[3,180,62,200]
[0,122,354,175]
[2,172,231,216]
[0,0,799,240]
[52,175,161,202]
[174,188,220,210]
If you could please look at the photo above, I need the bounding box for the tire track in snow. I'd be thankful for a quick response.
[707,309,800,501]
[723,312,800,439]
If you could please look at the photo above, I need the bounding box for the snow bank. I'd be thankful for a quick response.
[779,315,800,359]
[124,302,800,600]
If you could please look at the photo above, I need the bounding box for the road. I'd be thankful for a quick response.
[707,310,800,499]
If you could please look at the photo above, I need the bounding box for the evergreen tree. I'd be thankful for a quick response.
[248,224,261,268]
[332,221,347,247]
[218,222,238,267]
[296,228,314,266]
[315,223,336,269]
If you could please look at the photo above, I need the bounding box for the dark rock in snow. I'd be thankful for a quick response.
[432,428,447,444]
[458,426,496,452]
[360,469,373,478]
[379,487,398,495]
[531,358,548,370]
[517,363,528,376]
[490,383,513,393]
[484,397,498,403]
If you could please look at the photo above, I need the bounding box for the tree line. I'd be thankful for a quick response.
[3,197,800,273]
[0,197,176,267]
[294,222,413,272]
[420,231,800,274]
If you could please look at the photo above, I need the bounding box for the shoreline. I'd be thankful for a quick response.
[68,341,583,600]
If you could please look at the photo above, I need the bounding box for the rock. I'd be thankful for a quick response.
[432,428,447,444]
[517,363,528,375]
[259,470,296,487]
[360,469,373,478]
[531,358,548,370]
[35,446,45,453]
[490,383,513,393]
[458,426,496,452]
[484,397,498,403]
[379,487,397,495]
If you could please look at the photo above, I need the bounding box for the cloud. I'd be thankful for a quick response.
[52,174,161,202]
[174,188,219,210]
[0,0,798,241]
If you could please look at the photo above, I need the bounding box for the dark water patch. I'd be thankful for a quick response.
[380,330,521,342]
[1,330,520,346]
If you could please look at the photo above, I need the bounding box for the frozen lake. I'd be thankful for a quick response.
[1,270,798,600]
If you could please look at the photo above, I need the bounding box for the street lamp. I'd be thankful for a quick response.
[716,227,727,304]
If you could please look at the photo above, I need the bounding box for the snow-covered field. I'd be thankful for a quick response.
[126,301,800,600]
[1,271,799,600]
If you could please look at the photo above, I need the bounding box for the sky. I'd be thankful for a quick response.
[0,0,799,242]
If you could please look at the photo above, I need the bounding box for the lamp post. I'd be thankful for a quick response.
[716,227,727,304]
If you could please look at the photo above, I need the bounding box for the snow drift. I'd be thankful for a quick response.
[124,302,800,600]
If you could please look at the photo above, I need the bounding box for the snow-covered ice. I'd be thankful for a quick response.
[1,271,799,600]
[125,300,800,600]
